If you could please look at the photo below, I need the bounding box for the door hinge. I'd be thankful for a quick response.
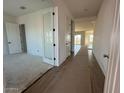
[53,28,55,31]
[53,44,56,46]
[54,58,56,60]
[52,12,55,15]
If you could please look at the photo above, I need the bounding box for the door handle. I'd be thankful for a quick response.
[103,54,109,59]
[8,42,11,44]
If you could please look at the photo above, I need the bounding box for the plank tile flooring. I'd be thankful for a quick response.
[23,47,105,93]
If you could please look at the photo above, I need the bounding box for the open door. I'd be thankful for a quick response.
[65,17,71,57]
[5,23,22,54]
[104,0,119,92]
[43,9,55,65]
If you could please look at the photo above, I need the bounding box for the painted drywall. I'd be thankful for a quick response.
[75,16,96,32]
[3,14,17,55]
[3,14,17,23]
[17,9,45,56]
[93,0,115,75]
[53,0,73,65]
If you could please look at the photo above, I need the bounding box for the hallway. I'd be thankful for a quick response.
[23,47,104,93]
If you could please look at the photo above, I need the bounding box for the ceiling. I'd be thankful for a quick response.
[3,0,53,17]
[75,16,96,32]
[3,0,103,18]
[62,0,103,18]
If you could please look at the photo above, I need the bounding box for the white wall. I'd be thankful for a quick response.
[17,9,48,57]
[93,0,116,75]
[75,16,96,32]
[53,0,73,65]
[3,14,17,55]
[3,14,17,23]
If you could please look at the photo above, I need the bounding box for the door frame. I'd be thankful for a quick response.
[65,16,72,57]
[19,24,27,53]
[53,7,59,66]
[70,20,75,53]
[74,34,82,45]
[103,0,120,92]
[74,31,84,46]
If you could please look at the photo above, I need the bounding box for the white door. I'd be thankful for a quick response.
[104,0,119,92]
[5,23,22,54]
[43,10,54,65]
[65,17,71,57]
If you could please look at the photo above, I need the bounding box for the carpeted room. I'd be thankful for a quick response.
[3,0,56,93]
[4,53,53,93]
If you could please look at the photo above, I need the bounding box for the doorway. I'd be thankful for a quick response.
[85,31,94,49]
[74,34,81,55]
[19,24,27,53]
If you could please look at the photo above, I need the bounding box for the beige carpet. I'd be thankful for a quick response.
[3,53,53,93]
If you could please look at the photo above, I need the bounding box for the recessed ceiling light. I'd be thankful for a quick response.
[20,6,27,10]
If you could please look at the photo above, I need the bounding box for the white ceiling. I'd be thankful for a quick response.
[4,0,103,18]
[3,0,53,17]
[62,0,103,18]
